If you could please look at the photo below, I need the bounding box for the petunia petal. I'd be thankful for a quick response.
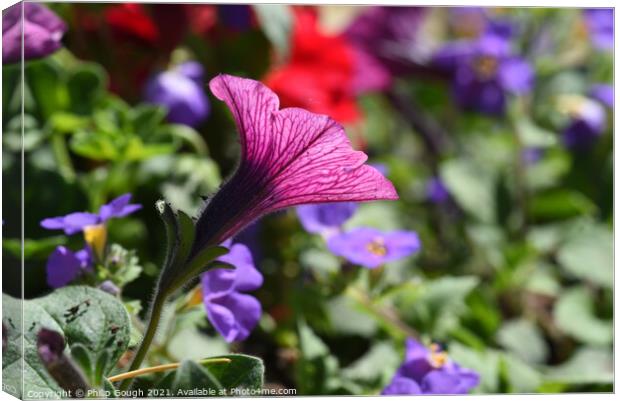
[193,74,398,251]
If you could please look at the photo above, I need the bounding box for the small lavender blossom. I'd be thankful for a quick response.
[327,227,420,269]
[201,241,263,342]
[144,61,210,127]
[583,9,613,50]
[433,28,534,115]
[41,194,141,235]
[296,203,357,235]
[590,84,614,108]
[426,177,450,204]
[561,97,607,150]
[521,147,545,165]
[2,3,67,64]
[382,339,480,395]
[46,246,92,289]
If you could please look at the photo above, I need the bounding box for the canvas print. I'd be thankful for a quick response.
[1,2,614,399]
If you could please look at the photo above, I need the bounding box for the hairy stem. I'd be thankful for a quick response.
[119,292,168,391]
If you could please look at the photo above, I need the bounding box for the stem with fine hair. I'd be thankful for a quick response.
[118,291,168,391]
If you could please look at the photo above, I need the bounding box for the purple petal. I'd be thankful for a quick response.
[498,57,534,95]
[382,377,422,395]
[326,227,420,268]
[98,193,142,222]
[176,61,205,85]
[193,75,398,249]
[144,68,210,127]
[405,338,430,361]
[217,243,263,292]
[432,41,477,72]
[46,246,83,288]
[40,212,100,235]
[426,177,450,204]
[206,292,262,342]
[590,84,614,108]
[2,3,66,64]
[201,268,236,299]
[584,9,614,50]
[296,202,357,234]
[422,367,480,394]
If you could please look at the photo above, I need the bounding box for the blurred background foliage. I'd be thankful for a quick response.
[2,3,613,395]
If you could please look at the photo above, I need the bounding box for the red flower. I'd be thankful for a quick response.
[105,4,159,45]
[264,7,360,124]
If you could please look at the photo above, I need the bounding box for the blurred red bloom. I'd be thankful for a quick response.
[264,7,360,124]
[105,4,159,45]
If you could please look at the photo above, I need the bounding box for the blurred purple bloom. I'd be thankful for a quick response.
[590,84,614,108]
[449,8,515,40]
[521,147,545,165]
[218,5,252,31]
[327,227,420,268]
[41,194,141,235]
[583,9,613,50]
[201,242,263,342]
[2,3,67,64]
[382,339,480,395]
[426,177,450,204]
[433,30,533,115]
[345,6,426,92]
[144,61,210,127]
[562,98,607,150]
[296,203,357,235]
[46,246,92,289]
[192,75,397,254]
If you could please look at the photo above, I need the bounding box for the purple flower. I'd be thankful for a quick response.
[583,9,613,50]
[326,227,420,269]
[41,194,141,235]
[201,242,263,342]
[218,5,253,31]
[590,84,614,108]
[46,246,92,289]
[426,177,450,204]
[561,97,607,150]
[144,61,210,127]
[382,339,480,395]
[296,203,357,235]
[433,30,534,115]
[191,75,398,254]
[2,3,67,64]
[345,7,427,93]
[521,147,545,165]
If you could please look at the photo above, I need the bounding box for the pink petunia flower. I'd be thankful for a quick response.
[192,74,398,254]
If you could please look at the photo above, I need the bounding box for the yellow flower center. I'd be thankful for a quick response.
[474,56,499,80]
[84,224,107,260]
[366,237,387,256]
[428,343,449,369]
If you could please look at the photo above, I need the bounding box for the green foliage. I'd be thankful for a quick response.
[2,287,130,397]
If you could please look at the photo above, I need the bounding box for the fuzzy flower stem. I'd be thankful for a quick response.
[119,291,168,391]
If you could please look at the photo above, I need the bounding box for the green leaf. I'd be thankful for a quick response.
[497,319,548,364]
[515,118,557,148]
[530,190,596,220]
[553,287,612,346]
[500,354,542,393]
[203,354,264,391]
[172,360,221,395]
[341,342,399,385]
[67,63,106,115]
[253,5,293,62]
[556,224,612,287]
[544,347,613,384]
[448,342,500,393]
[440,159,496,222]
[2,286,130,397]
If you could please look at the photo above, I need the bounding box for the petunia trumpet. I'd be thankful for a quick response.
[192,74,398,255]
